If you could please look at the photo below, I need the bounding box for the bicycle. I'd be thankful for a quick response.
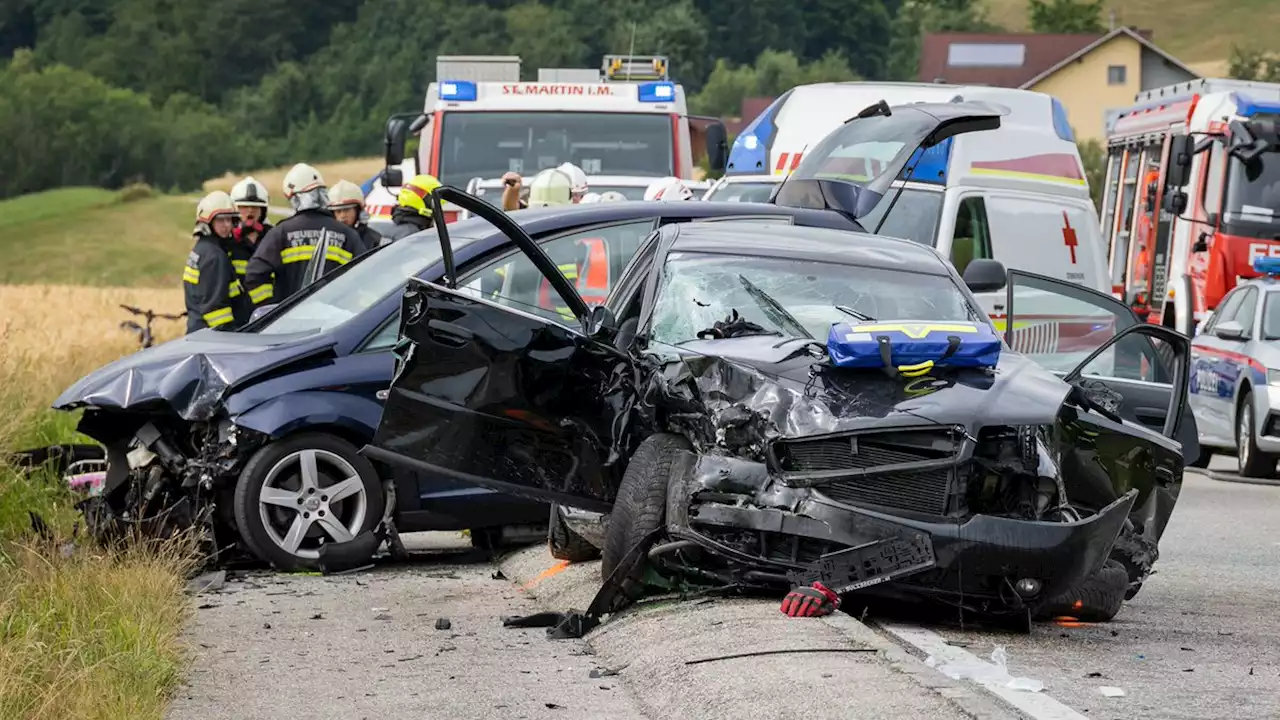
[119,304,186,349]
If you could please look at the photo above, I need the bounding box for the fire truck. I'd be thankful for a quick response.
[1103,78,1280,336]
[369,54,728,226]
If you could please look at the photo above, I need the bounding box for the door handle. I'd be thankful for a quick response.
[426,319,474,346]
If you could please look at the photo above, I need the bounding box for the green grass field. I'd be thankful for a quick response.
[0,187,195,287]
[980,0,1278,65]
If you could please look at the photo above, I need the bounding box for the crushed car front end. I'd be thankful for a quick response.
[643,347,1178,616]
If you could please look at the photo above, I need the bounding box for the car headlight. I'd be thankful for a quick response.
[1267,369,1280,387]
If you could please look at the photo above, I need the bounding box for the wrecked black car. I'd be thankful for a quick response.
[365,182,1196,623]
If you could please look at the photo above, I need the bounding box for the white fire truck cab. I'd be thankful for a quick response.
[1103,78,1280,336]
[372,54,727,225]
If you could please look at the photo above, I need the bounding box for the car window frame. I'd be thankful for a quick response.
[1211,287,1247,335]
[1230,286,1259,338]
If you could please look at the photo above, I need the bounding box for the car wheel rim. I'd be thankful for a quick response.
[257,449,368,560]
[1240,410,1252,470]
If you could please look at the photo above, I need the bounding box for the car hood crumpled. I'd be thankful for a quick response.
[643,335,1071,452]
[52,329,337,421]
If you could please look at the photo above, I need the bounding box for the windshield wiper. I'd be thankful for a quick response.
[834,305,876,322]
[736,274,813,339]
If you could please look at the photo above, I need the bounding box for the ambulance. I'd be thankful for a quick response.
[370,54,728,225]
[1102,78,1280,337]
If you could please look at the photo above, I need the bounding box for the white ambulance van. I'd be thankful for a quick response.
[722,82,1108,302]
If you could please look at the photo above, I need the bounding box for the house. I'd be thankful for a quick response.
[919,27,1199,142]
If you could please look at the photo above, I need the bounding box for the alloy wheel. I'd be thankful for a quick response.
[1239,409,1252,473]
[257,449,368,560]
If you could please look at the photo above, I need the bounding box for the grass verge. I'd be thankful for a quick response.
[1,282,193,720]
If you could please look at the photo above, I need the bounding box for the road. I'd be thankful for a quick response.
[170,458,1279,720]
[874,459,1280,719]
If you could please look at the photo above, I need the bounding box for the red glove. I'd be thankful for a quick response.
[780,581,840,617]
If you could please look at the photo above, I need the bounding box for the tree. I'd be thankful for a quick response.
[505,2,588,78]
[1077,137,1105,210]
[1228,44,1280,83]
[691,49,858,117]
[1027,0,1104,34]
[605,1,712,90]
[885,0,1002,82]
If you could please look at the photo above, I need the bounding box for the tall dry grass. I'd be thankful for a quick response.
[1,283,194,719]
[0,284,184,450]
[202,157,384,198]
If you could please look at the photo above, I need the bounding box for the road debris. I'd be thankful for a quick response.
[927,645,1045,693]
[684,647,876,666]
[1099,686,1126,698]
[187,570,226,595]
[435,618,452,630]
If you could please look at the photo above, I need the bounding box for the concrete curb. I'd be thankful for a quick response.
[498,545,1021,720]
[1188,467,1280,487]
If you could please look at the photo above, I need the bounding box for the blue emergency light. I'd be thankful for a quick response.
[638,81,676,102]
[438,80,477,102]
[726,92,789,175]
[1235,93,1280,118]
[1252,255,1280,275]
[901,137,953,185]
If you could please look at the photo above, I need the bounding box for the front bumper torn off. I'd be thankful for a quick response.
[664,451,1138,603]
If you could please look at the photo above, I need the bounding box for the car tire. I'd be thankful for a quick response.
[549,505,600,562]
[1237,392,1276,478]
[234,433,385,571]
[600,433,690,604]
[1037,560,1128,622]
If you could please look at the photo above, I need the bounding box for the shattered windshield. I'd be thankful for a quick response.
[650,252,978,345]
[255,233,481,335]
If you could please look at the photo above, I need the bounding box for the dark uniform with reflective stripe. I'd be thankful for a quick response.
[380,206,432,246]
[245,209,367,305]
[184,234,252,333]
[230,220,273,282]
[355,222,383,250]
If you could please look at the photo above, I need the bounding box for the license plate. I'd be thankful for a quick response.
[787,533,936,593]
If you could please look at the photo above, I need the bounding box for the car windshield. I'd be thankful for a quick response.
[254,233,481,335]
[436,111,674,187]
[856,186,944,246]
[706,181,779,203]
[1225,152,1280,232]
[649,251,978,345]
[790,108,940,189]
[1262,291,1280,340]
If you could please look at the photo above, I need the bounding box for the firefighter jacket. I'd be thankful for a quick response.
[245,209,367,305]
[184,234,252,333]
[380,206,433,246]
[230,220,273,281]
[356,223,384,250]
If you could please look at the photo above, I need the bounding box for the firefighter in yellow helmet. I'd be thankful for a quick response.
[382,173,442,245]
[245,163,369,305]
[329,179,383,249]
[527,168,574,207]
[185,191,252,334]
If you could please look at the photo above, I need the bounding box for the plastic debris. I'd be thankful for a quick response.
[435,618,452,630]
[1100,686,1126,698]
[934,645,1044,693]
[186,570,226,596]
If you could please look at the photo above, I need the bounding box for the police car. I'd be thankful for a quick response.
[1189,256,1280,476]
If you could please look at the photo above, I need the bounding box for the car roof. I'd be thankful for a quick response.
[445,200,828,238]
[662,222,952,275]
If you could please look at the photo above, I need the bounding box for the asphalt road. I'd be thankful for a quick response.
[875,458,1280,719]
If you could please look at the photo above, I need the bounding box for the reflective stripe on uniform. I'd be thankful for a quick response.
[249,284,274,303]
[325,247,353,264]
[228,280,243,298]
[203,307,234,327]
[281,246,316,264]
[183,266,200,284]
[232,259,248,274]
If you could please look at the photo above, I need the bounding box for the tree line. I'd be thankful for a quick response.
[0,0,1108,199]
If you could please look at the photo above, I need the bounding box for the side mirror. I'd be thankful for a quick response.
[384,117,409,167]
[384,167,404,188]
[584,305,618,338]
[1164,189,1188,215]
[705,121,728,173]
[1215,320,1246,341]
[962,258,1007,293]
[250,304,277,322]
[1166,135,1194,188]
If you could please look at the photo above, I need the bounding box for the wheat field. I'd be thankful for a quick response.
[202,157,385,199]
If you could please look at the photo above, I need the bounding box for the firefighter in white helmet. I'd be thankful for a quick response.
[644,176,694,201]
[527,168,575,207]
[578,192,603,204]
[329,179,383,249]
[229,176,272,283]
[185,191,251,334]
[245,163,369,305]
[556,162,590,202]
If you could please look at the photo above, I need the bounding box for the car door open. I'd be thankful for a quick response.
[1004,269,1197,458]
[363,187,633,513]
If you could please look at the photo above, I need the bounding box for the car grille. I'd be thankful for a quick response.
[774,428,961,516]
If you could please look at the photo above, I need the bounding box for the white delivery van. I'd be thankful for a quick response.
[724,82,1107,300]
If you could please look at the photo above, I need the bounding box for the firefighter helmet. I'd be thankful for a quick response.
[282,163,326,198]
[528,168,573,207]
[598,191,627,203]
[578,192,603,204]
[557,162,589,195]
[396,174,443,217]
[329,180,366,209]
[644,177,694,201]
[196,191,237,224]
[230,176,269,208]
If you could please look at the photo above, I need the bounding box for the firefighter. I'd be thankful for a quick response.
[329,179,383,249]
[644,176,694,201]
[527,168,574,207]
[557,162,589,203]
[229,176,272,283]
[245,163,368,305]
[381,173,443,245]
[185,191,252,334]
[501,171,525,211]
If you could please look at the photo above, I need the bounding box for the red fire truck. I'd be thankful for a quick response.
[1102,78,1280,336]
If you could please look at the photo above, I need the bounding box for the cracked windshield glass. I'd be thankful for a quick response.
[649,251,979,345]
